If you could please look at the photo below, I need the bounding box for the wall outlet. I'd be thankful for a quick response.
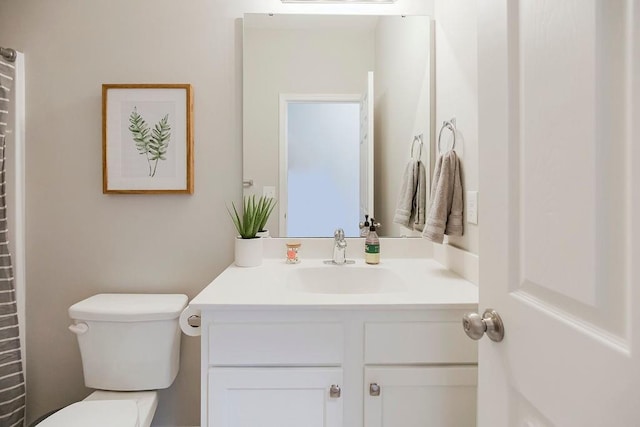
[466,191,478,225]
[263,186,276,199]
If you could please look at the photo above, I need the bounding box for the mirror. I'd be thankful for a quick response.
[243,13,433,237]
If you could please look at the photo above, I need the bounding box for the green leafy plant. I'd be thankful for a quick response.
[228,195,277,239]
[257,197,276,233]
[128,108,171,177]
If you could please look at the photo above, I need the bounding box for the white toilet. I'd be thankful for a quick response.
[38,293,188,427]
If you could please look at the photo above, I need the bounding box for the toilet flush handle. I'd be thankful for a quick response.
[68,322,89,335]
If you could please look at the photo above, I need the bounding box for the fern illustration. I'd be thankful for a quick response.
[128,108,171,177]
[148,114,171,177]
[128,107,153,176]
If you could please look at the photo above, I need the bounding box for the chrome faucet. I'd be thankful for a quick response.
[332,228,347,265]
[324,228,355,265]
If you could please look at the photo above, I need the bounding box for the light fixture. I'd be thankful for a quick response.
[282,0,396,3]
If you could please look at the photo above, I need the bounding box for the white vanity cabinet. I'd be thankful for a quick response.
[364,366,477,427]
[200,308,478,427]
[362,319,478,426]
[204,319,345,427]
[209,367,343,427]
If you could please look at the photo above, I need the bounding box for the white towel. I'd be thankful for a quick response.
[423,150,463,243]
[392,161,419,228]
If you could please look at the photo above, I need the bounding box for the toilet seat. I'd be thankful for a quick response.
[37,400,139,427]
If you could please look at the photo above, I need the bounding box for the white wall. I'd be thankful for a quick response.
[434,0,479,255]
[0,1,433,425]
[374,16,432,237]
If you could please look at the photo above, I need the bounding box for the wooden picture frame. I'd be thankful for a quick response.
[102,84,193,194]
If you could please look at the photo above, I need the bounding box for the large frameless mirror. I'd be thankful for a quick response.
[243,13,433,237]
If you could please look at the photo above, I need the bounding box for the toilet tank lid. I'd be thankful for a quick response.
[69,293,188,322]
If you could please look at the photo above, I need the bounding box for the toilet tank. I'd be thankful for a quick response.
[69,293,188,391]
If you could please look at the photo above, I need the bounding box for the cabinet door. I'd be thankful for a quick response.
[208,367,343,427]
[364,366,477,427]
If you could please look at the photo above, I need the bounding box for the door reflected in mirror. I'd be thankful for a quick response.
[285,99,361,237]
[243,13,432,237]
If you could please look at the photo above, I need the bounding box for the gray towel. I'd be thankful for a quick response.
[392,160,419,228]
[423,150,463,243]
[393,160,428,232]
[412,161,427,231]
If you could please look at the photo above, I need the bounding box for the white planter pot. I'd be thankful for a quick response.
[256,230,270,238]
[234,237,263,267]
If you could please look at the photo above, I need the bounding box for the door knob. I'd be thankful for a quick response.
[329,384,341,398]
[462,309,504,342]
[369,383,380,396]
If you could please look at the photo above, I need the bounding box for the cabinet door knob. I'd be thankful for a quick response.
[329,384,341,398]
[369,383,381,396]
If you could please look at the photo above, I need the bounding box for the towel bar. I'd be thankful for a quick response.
[438,119,457,153]
[410,134,424,159]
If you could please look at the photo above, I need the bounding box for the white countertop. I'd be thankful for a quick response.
[190,258,478,310]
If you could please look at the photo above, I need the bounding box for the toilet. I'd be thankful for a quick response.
[37,293,188,427]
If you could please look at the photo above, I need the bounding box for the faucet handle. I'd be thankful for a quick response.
[334,228,345,240]
[367,218,381,229]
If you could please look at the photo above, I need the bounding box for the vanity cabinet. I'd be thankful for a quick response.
[209,367,343,427]
[362,320,478,426]
[200,309,478,427]
[363,366,477,427]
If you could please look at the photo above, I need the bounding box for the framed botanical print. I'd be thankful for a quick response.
[102,84,193,194]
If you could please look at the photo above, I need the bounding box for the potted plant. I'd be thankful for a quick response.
[256,197,277,238]
[228,195,276,267]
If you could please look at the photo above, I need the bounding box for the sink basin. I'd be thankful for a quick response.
[287,266,407,294]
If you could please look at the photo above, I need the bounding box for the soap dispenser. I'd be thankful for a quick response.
[359,215,370,237]
[365,219,380,265]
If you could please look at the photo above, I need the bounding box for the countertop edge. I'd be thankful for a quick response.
[190,302,478,311]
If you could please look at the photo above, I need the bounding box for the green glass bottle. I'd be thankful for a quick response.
[365,220,380,265]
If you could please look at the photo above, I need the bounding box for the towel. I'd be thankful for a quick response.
[393,160,428,232]
[392,160,419,228]
[423,150,463,243]
[411,161,427,231]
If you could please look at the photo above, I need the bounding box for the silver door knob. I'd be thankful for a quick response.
[462,308,504,342]
[329,384,341,398]
[369,383,381,396]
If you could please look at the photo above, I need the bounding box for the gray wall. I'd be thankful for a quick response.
[374,17,432,238]
[0,1,240,425]
[434,0,479,254]
[0,0,434,425]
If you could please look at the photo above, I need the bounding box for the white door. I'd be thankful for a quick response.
[279,94,361,237]
[359,71,374,222]
[364,366,477,427]
[208,367,343,427]
[477,1,639,426]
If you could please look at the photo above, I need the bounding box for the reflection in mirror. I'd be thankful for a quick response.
[286,100,361,237]
[243,13,432,237]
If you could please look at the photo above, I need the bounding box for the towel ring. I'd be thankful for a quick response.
[437,119,456,154]
[410,134,423,159]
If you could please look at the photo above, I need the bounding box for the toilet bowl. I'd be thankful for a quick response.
[35,294,187,426]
